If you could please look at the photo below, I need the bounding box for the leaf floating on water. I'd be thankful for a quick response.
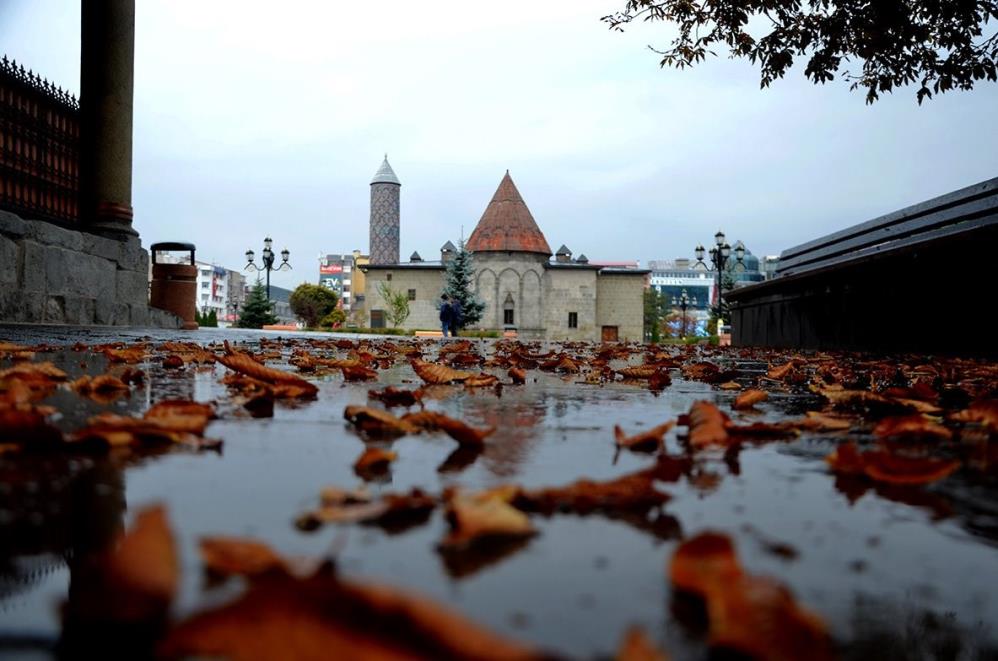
[66,505,178,625]
[683,401,731,448]
[441,488,536,550]
[341,364,378,381]
[669,532,831,661]
[950,399,998,431]
[614,421,675,452]
[402,410,495,447]
[873,414,952,441]
[517,471,670,515]
[410,359,474,384]
[343,405,418,438]
[368,386,421,408]
[733,389,768,410]
[508,367,527,385]
[825,441,960,485]
[218,341,317,398]
[200,537,290,580]
[353,447,398,479]
[615,627,670,661]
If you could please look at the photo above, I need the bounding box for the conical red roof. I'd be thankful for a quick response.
[466,172,552,255]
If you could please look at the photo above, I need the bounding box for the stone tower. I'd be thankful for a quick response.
[369,155,401,265]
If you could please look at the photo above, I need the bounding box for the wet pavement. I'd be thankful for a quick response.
[1,325,997,659]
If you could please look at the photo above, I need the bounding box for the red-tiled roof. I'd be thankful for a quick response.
[466,172,552,255]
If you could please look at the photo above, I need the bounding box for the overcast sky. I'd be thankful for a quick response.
[3,0,996,289]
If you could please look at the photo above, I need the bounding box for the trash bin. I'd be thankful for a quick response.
[149,242,198,330]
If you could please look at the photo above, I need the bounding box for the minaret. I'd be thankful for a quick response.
[369,155,401,265]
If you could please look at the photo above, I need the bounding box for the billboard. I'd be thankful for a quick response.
[319,265,343,274]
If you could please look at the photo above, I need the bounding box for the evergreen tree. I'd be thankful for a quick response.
[237,282,278,329]
[207,309,218,327]
[443,239,484,329]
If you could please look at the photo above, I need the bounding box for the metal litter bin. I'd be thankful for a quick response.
[150,242,198,330]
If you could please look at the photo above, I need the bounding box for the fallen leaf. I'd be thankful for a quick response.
[354,447,398,477]
[508,367,527,385]
[368,386,421,408]
[200,537,289,579]
[733,389,768,410]
[873,415,952,441]
[410,359,474,384]
[684,401,731,448]
[442,489,536,549]
[218,342,318,398]
[861,450,960,486]
[402,410,495,447]
[343,405,418,438]
[517,471,670,515]
[341,365,379,381]
[614,421,675,452]
[615,627,670,661]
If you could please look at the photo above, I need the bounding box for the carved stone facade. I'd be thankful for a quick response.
[362,171,648,341]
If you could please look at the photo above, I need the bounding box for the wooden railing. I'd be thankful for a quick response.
[0,56,80,226]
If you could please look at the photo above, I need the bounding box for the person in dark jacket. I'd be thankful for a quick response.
[439,294,453,337]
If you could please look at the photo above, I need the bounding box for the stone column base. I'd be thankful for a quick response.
[0,210,182,328]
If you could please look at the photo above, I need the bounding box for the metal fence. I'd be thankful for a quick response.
[0,55,80,226]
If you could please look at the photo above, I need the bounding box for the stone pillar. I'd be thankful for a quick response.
[79,0,137,238]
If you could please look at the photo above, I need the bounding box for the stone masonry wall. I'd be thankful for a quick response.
[364,268,445,330]
[542,269,598,341]
[595,274,645,342]
[0,210,180,327]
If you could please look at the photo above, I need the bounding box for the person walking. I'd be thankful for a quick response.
[439,294,453,337]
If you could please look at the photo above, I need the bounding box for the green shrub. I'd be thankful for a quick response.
[320,309,347,328]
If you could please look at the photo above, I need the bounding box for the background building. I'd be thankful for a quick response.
[319,253,352,309]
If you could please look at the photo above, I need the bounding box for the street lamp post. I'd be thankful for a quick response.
[694,230,745,321]
[245,237,292,300]
[678,289,691,339]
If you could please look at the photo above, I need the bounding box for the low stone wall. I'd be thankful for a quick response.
[0,210,181,327]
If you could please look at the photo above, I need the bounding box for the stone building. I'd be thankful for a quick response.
[362,169,647,342]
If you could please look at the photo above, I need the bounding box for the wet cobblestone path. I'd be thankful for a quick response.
[1,326,997,659]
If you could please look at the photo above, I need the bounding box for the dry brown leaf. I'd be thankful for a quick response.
[442,489,536,549]
[615,627,670,661]
[950,399,998,430]
[200,537,289,579]
[733,389,768,410]
[614,421,675,452]
[402,410,495,447]
[464,373,499,388]
[508,367,527,385]
[341,365,379,381]
[343,405,418,438]
[617,366,659,380]
[873,415,953,441]
[685,401,731,448]
[517,471,670,515]
[0,361,68,382]
[354,447,398,476]
[218,342,318,398]
[159,567,543,661]
[368,386,421,408]
[66,505,177,624]
[410,359,474,385]
[861,450,960,486]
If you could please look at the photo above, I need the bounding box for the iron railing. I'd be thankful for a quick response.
[0,55,80,226]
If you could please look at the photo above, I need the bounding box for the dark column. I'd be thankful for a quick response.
[80,0,137,238]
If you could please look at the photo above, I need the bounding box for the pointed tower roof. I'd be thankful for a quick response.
[466,172,552,255]
[371,155,401,185]
[440,240,457,252]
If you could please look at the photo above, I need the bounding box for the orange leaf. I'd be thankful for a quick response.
[617,365,659,379]
[686,401,731,448]
[508,367,527,384]
[442,489,536,549]
[368,386,421,408]
[950,399,998,430]
[410,359,474,384]
[464,373,499,388]
[824,442,865,474]
[200,537,289,579]
[861,450,960,485]
[517,471,670,515]
[733,389,768,410]
[344,405,418,438]
[873,415,952,441]
[402,410,494,447]
[669,531,743,597]
[67,505,177,624]
[341,365,379,381]
[218,342,318,398]
[615,627,670,661]
[614,421,674,452]
[354,447,398,476]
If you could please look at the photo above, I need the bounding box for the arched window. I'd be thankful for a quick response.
[502,292,515,326]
